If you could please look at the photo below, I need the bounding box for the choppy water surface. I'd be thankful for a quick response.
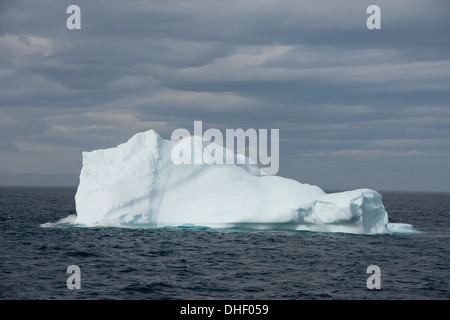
[0,187,449,299]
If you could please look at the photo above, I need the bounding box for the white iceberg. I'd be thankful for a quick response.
[74,129,418,234]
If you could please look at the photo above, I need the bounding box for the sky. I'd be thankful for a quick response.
[0,0,449,191]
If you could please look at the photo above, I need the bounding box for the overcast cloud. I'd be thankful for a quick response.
[0,0,449,191]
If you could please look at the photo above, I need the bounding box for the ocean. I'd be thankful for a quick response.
[0,186,449,300]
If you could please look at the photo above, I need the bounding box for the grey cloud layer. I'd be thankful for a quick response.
[0,0,449,190]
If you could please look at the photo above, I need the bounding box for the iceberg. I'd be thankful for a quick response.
[74,129,417,234]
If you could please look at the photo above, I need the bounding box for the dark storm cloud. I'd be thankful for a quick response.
[0,0,449,190]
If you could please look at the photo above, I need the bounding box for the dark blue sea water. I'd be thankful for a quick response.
[0,187,449,300]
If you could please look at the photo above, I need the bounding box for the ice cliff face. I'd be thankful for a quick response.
[75,129,393,234]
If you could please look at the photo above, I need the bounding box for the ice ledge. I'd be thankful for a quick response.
[295,189,389,234]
